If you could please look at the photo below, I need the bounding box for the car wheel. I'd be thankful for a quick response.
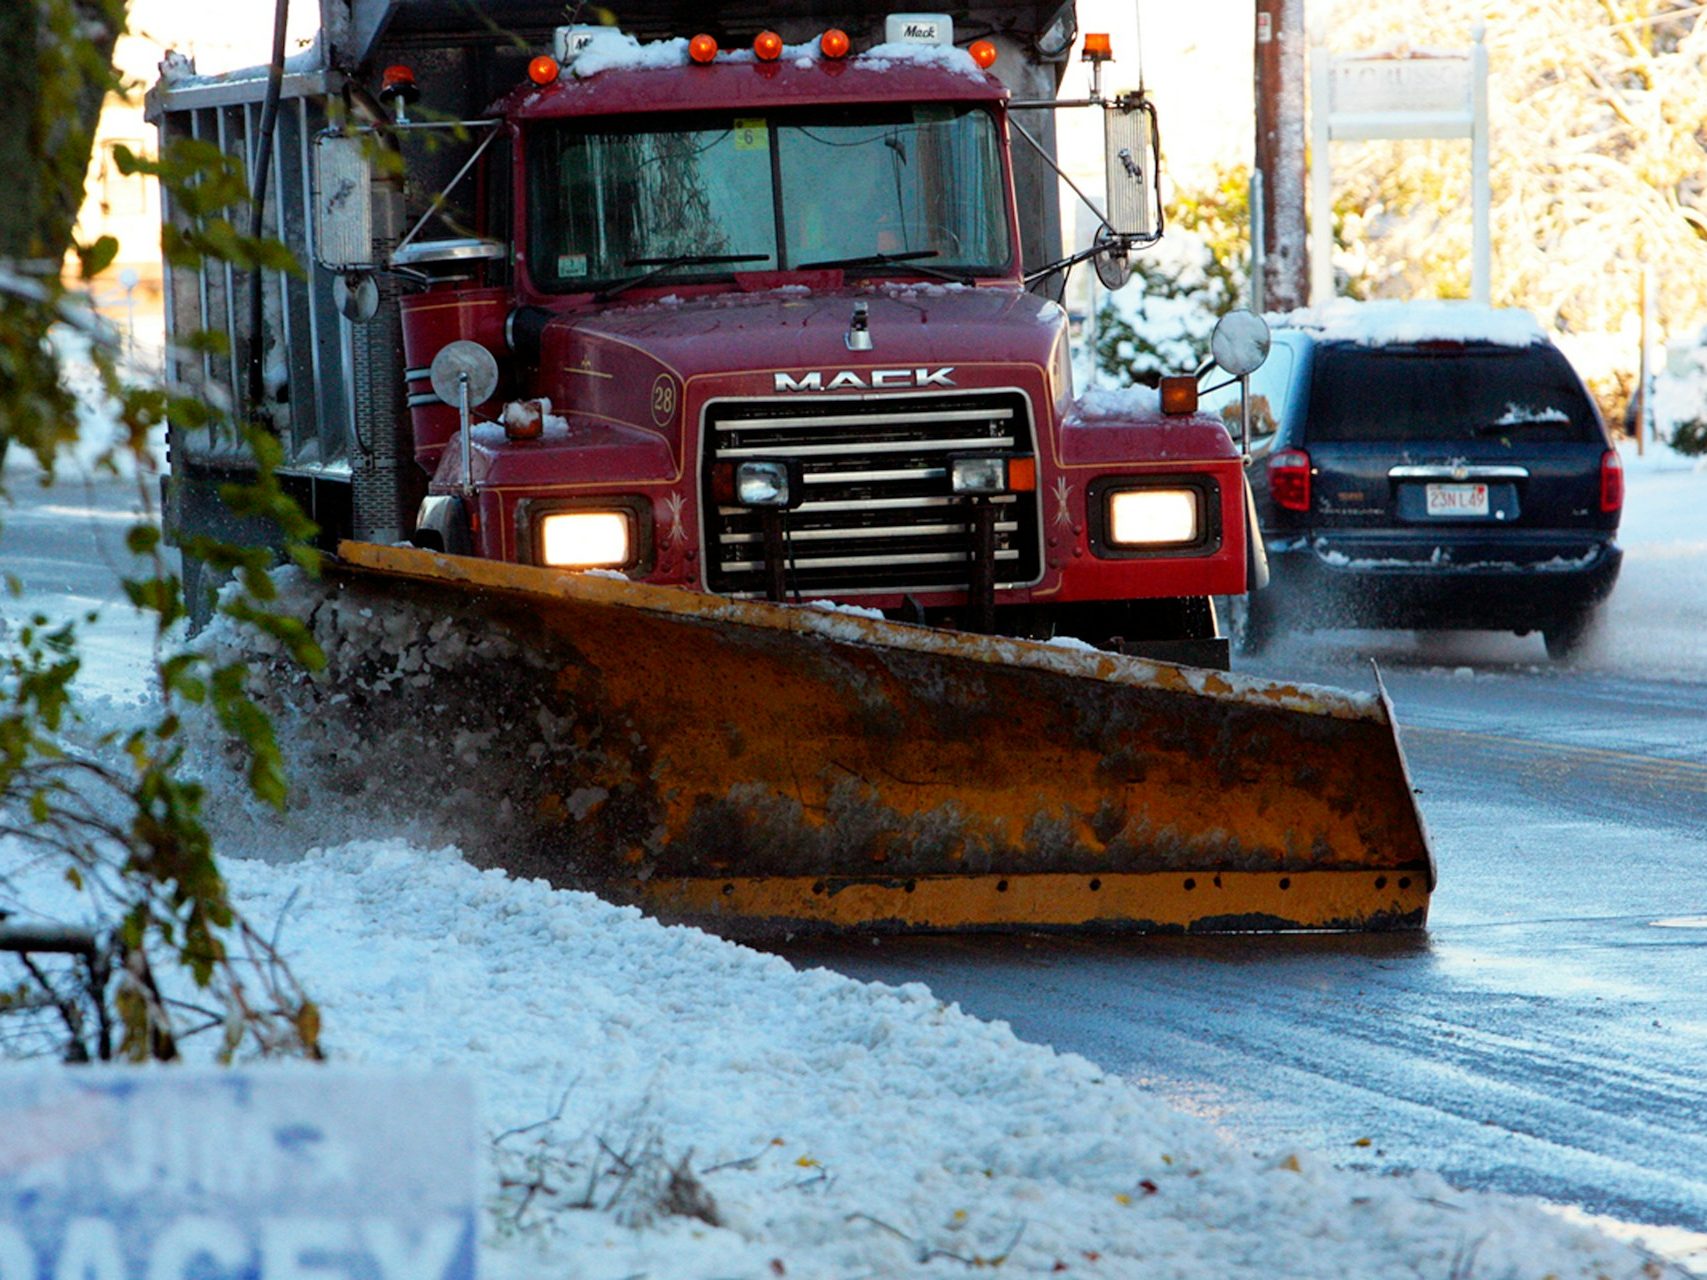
[1222,591,1276,657]
[1542,609,1597,662]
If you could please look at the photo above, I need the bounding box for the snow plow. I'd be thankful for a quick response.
[328,541,1432,934]
[151,0,1435,935]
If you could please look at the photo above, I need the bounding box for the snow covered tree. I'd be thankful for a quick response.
[1321,0,1707,341]
[1094,167,1249,386]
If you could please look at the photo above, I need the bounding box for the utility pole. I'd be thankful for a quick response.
[1254,0,1308,312]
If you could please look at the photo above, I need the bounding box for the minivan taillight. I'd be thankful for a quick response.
[1600,448,1624,513]
[1269,448,1312,513]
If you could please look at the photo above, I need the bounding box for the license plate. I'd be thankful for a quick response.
[1425,483,1489,516]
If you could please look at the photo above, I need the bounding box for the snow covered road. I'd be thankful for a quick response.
[2,445,1702,1275]
[784,444,1707,1264]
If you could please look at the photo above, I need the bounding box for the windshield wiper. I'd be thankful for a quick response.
[797,249,975,284]
[597,253,770,301]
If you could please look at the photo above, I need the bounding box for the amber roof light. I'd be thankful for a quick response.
[690,33,719,63]
[969,39,998,68]
[820,28,851,59]
[527,55,560,84]
[754,30,784,61]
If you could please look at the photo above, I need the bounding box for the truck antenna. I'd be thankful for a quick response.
[1134,2,1148,94]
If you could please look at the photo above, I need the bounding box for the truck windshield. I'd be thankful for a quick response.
[529,104,1012,291]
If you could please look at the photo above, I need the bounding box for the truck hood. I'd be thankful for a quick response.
[543,284,1067,387]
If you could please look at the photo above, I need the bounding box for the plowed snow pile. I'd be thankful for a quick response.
[0,841,1671,1278]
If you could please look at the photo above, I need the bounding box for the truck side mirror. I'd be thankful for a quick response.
[1092,226,1130,290]
[1103,96,1160,242]
[1211,311,1270,378]
[314,134,374,271]
[1206,310,1271,455]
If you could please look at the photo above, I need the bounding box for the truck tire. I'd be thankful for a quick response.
[181,552,225,634]
[1222,591,1276,657]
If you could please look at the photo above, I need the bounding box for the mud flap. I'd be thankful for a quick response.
[328,542,1435,936]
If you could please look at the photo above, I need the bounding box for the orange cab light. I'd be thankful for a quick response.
[689,33,719,63]
[1008,456,1037,492]
[381,64,416,89]
[754,30,784,61]
[1082,31,1113,61]
[820,28,851,59]
[969,39,998,69]
[1159,375,1199,416]
[527,55,560,84]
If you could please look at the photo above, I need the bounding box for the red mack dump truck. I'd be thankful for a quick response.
[147,1,1434,935]
[160,0,1244,664]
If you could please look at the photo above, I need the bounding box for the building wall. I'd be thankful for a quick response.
[73,0,316,315]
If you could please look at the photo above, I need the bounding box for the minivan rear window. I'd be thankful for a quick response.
[1306,343,1599,443]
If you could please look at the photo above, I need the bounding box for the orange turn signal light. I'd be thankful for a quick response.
[1082,32,1113,61]
[754,30,784,61]
[527,55,560,85]
[1007,456,1037,492]
[1159,375,1199,416]
[969,39,998,69]
[689,33,719,63]
[820,28,851,59]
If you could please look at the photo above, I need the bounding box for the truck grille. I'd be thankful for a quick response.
[703,390,1043,598]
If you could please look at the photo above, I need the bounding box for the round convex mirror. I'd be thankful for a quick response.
[1210,310,1271,377]
[1093,226,1131,291]
[430,340,500,408]
[333,272,380,323]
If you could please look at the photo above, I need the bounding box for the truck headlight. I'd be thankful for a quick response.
[951,456,1007,494]
[540,511,631,568]
[950,455,1037,495]
[1107,488,1199,546]
[736,461,792,507]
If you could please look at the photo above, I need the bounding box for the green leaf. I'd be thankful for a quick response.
[125,524,162,556]
[77,236,121,280]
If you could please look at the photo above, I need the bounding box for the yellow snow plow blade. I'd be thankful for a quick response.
[331,542,1434,935]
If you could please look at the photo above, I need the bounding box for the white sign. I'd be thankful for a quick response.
[1330,56,1474,119]
[0,1068,478,1280]
[885,14,953,46]
[1310,29,1491,305]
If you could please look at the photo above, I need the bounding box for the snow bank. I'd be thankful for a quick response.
[1587,436,1707,678]
[0,839,1662,1279]
[1275,299,1548,348]
[1652,328,1707,457]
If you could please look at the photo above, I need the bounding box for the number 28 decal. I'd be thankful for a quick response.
[651,374,678,426]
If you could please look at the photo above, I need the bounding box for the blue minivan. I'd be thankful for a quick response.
[1205,305,1623,660]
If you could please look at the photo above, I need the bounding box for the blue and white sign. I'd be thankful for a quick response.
[0,1067,478,1279]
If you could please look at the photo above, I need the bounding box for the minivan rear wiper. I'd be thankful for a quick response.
[1473,420,1566,435]
[797,249,975,284]
[597,253,770,301]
